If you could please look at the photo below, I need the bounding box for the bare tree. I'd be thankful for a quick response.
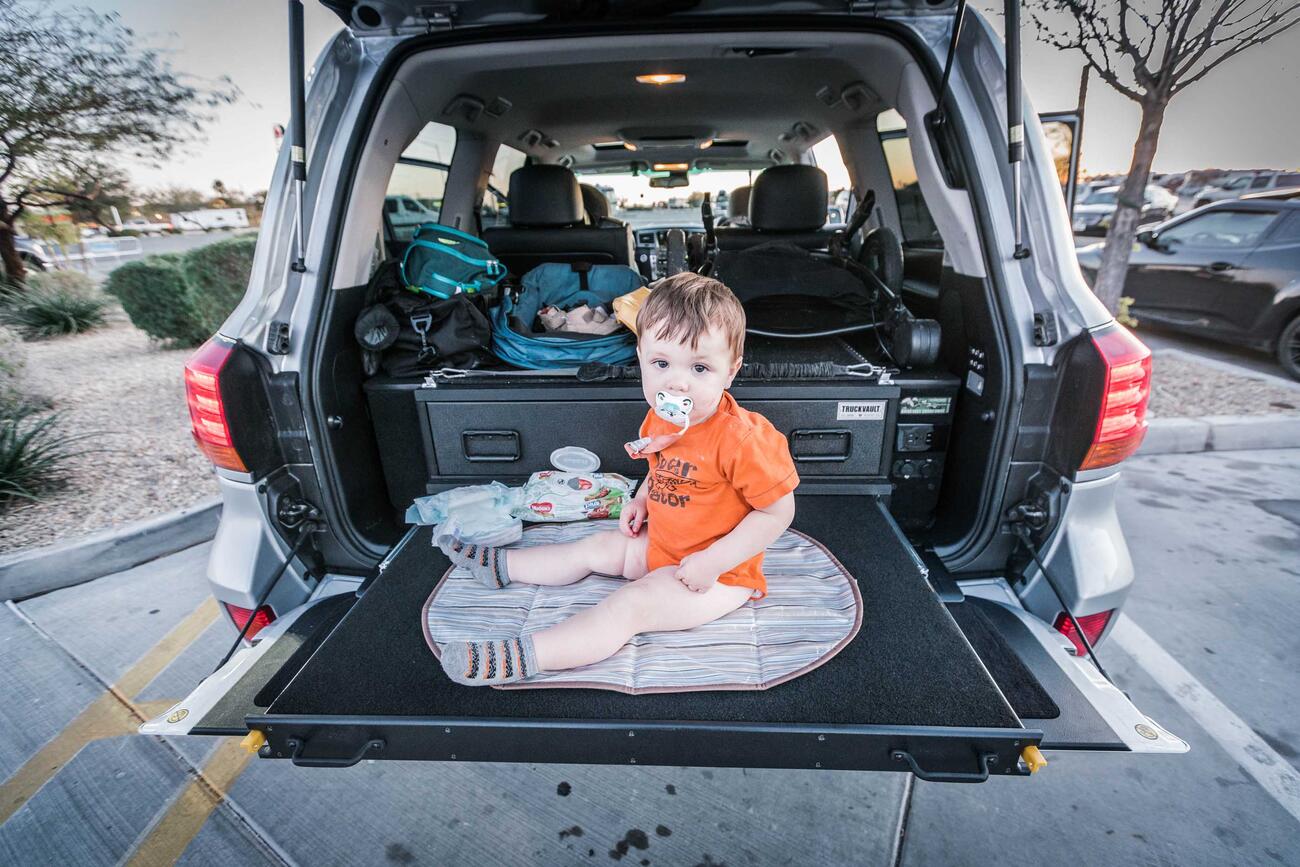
[0,0,237,284]
[1025,0,1300,314]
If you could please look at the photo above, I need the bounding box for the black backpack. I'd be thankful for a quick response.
[354,260,497,377]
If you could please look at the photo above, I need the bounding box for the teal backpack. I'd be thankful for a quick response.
[400,224,506,300]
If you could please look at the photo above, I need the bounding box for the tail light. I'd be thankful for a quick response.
[1053,609,1113,656]
[225,603,276,640]
[1079,324,1151,470]
[184,336,248,472]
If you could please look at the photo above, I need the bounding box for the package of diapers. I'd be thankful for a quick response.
[513,470,635,522]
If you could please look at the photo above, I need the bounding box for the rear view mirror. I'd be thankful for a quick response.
[650,171,689,189]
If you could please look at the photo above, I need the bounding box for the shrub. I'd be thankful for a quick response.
[105,257,208,345]
[0,324,27,411]
[0,272,108,338]
[103,237,255,346]
[0,403,81,507]
[27,269,98,295]
[183,236,256,332]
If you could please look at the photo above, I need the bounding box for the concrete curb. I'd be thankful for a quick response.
[1138,413,1300,456]
[0,497,221,602]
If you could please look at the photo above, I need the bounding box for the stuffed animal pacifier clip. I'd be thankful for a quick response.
[625,391,692,458]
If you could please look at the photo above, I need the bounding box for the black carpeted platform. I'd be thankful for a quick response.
[947,601,1059,720]
[265,496,1022,729]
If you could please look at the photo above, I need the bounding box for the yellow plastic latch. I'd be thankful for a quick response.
[1021,745,1047,774]
[240,730,267,755]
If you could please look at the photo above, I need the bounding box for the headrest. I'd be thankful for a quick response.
[508,165,584,227]
[750,165,828,232]
[580,184,611,223]
[728,185,751,221]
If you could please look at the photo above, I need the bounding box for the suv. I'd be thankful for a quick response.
[14,235,52,272]
[145,0,1186,780]
[1196,171,1300,208]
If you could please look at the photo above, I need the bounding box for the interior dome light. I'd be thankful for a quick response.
[636,73,686,85]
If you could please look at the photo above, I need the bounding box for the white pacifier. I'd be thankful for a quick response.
[652,390,693,431]
[625,390,693,458]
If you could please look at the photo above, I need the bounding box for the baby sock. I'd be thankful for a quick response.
[437,534,511,589]
[440,634,543,686]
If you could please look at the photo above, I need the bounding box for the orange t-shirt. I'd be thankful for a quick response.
[636,391,799,600]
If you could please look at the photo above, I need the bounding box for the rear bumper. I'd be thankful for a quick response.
[1018,471,1134,642]
[207,474,312,617]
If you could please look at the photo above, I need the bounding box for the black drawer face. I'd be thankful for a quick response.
[423,397,888,480]
[427,401,647,478]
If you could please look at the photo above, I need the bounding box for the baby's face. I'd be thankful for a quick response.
[637,325,741,426]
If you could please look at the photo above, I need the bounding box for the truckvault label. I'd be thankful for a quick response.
[836,400,886,421]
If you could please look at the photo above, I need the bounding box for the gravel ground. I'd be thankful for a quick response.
[0,307,218,554]
[2,311,1297,554]
[1148,351,1300,419]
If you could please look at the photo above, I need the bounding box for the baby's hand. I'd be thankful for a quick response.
[675,551,720,594]
[619,498,648,537]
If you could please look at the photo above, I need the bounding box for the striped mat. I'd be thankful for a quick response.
[423,519,862,694]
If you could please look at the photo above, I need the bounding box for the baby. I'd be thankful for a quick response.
[436,272,799,685]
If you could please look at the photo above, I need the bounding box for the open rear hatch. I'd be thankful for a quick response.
[144,495,1184,780]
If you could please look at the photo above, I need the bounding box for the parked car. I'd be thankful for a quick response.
[383,193,440,237]
[1194,171,1300,209]
[1072,184,1177,236]
[13,235,53,272]
[120,217,173,236]
[145,0,1186,779]
[1077,199,1300,379]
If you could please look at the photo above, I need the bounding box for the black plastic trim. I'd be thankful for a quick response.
[249,714,1039,777]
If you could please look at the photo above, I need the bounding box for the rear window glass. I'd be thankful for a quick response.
[483,144,527,228]
[1160,210,1278,248]
[1264,212,1300,244]
[879,131,943,247]
[384,122,454,242]
[810,136,851,223]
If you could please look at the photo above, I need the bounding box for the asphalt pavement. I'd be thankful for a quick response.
[55,230,256,282]
[2,446,1298,866]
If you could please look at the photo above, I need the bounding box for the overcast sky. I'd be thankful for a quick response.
[77,0,1300,194]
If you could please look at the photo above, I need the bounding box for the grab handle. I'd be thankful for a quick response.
[287,736,385,768]
[891,749,997,783]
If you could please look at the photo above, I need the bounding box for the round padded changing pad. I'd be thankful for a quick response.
[424,519,863,693]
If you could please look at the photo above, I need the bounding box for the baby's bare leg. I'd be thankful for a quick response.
[507,530,640,587]
[531,567,752,671]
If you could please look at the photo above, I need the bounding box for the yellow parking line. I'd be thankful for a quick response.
[0,597,221,824]
[125,737,254,867]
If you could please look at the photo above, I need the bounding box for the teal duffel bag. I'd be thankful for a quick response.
[490,262,645,369]
[400,224,506,300]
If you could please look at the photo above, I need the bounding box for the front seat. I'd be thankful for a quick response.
[713,165,831,251]
[579,183,625,227]
[714,184,751,228]
[484,165,634,275]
